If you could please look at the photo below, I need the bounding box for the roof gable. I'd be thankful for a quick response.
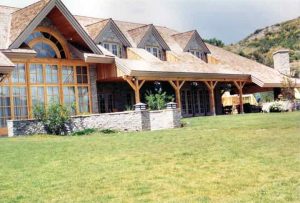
[87,18,131,47]
[9,0,102,54]
[172,30,210,53]
[128,24,170,50]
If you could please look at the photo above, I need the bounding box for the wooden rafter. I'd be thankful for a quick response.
[168,80,186,109]
[124,76,145,103]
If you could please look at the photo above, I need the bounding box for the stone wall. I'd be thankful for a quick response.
[7,109,181,137]
[89,65,98,113]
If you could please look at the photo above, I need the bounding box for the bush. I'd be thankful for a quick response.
[269,102,284,113]
[145,90,174,110]
[33,103,71,135]
[72,129,96,136]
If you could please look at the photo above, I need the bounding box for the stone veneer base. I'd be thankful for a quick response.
[7,109,181,137]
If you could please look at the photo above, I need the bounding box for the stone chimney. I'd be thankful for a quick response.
[273,49,290,75]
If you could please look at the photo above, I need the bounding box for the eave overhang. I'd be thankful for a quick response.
[1,49,37,59]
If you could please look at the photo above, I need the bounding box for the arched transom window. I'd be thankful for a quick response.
[24,27,70,59]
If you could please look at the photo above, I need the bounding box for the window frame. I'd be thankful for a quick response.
[145,46,164,60]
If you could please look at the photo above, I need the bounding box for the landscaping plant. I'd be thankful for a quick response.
[33,103,71,135]
[145,90,173,110]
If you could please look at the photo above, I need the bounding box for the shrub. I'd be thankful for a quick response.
[33,103,71,135]
[72,128,96,136]
[145,90,174,110]
[269,102,284,112]
[100,129,117,134]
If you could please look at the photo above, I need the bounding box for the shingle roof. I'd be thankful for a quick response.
[9,0,51,46]
[86,19,110,40]
[172,30,195,50]
[127,24,152,47]
[206,44,288,87]
[1,0,298,88]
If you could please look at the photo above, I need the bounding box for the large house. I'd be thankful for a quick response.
[0,0,298,135]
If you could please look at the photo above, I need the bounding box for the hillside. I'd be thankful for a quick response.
[226,17,300,73]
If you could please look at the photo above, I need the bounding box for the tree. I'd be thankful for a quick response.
[281,76,296,101]
[204,38,225,47]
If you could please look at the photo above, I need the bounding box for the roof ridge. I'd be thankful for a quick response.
[172,30,196,36]
[86,18,111,27]
[0,5,20,10]
[12,0,50,15]
[127,24,151,32]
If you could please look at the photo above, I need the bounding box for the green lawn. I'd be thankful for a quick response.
[0,113,299,202]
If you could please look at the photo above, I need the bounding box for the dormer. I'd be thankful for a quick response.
[86,18,131,58]
[128,24,170,61]
[172,30,210,62]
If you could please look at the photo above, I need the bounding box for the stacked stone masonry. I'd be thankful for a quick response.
[7,109,181,137]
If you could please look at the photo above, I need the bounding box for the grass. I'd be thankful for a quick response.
[0,112,299,202]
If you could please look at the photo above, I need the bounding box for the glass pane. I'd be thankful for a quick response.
[33,42,57,58]
[30,64,43,83]
[46,65,58,84]
[47,87,60,104]
[13,87,28,120]
[0,87,11,128]
[12,64,26,83]
[62,66,74,84]
[31,87,44,107]
[76,66,88,84]
[78,87,89,113]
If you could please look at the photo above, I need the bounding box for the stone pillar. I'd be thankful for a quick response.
[273,49,290,75]
[89,65,98,113]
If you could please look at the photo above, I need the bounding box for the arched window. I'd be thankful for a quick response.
[24,27,70,59]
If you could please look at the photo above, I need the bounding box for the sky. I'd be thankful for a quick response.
[1,0,299,44]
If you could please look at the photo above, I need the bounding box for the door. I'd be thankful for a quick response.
[181,89,210,117]
[98,93,114,113]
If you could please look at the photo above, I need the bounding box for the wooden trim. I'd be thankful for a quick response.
[34,26,71,59]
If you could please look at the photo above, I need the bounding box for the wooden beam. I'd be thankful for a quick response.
[125,77,145,104]
[168,80,185,109]
[233,81,246,114]
[137,76,250,83]
[204,81,218,116]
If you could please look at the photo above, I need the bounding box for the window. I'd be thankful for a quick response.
[63,87,76,114]
[62,66,74,84]
[190,50,206,61]
[12,64,26,84]
[25,31,67,59]
[78,87,89,113]
[47,87,60,104]
[13,87,28,120]
[46,65,58,84]
[103,43,122,58]
[32,42,57,58]
[76,66,88,84]
[30,64,43,84]
[31,87,44,108]
[145,46,164,60]
[0,87,11,128]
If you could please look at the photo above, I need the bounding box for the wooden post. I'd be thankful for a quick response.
[125,77,145,104]
[204,81,218,116]
[234,81,246,114]
[169,80,185,109]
